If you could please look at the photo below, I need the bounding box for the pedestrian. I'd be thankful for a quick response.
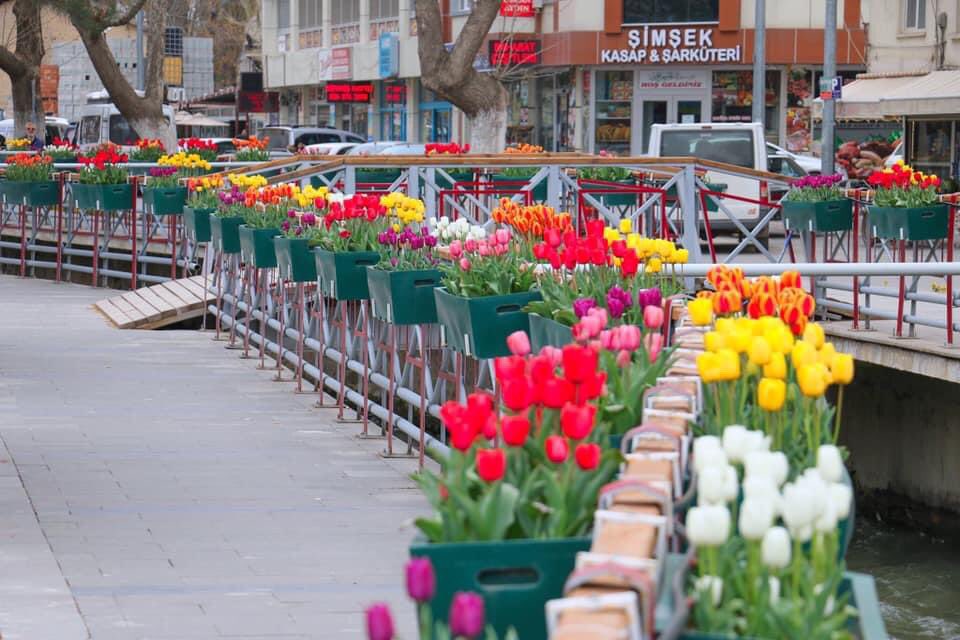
[25,121,43,150]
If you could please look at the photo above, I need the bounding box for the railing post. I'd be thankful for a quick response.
[677,165,703,275]
[344,165,356,194]
[409,165,421,200]
[424,167,436,220]
[547,165,561,210]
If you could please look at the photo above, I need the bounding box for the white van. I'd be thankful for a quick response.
[647,122,770,246]
[74,91,176,152]
[0,116,69,145]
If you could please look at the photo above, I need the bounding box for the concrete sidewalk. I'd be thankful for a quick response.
[0,276,427,639]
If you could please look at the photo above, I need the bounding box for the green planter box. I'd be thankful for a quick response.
[434,287,542,360]
[869,204,949,241]
[356,169,402,185]
[367,267,442,325]
[142,186,187,216]
[0,180,60,207]
[274,237,317,283]
[239,225,280,269]
[183,206,214,243]
[528,313,573,351]
[491,174,548,202]
[782,199,853,233]
[581,179,639,208]
[71,183,133,211]
[411,536,590,640]
[314,249,380,301]
[209,215,244,254]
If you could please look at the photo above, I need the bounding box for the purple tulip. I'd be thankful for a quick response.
[607,297,625,319]
[287,209,297,218]
[405,557,436,603]
[294,227,302,236]
[424,235,437,247]
[637,287,662,309]
[573,297,596,318]
[448,592,484,639]
[281,220,291,232]
[365,603,394,640]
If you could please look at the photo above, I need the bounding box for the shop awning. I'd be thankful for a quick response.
[881,70,960,116]
[812,74,922,121]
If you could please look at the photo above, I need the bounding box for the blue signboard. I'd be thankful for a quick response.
[379,32,399,79]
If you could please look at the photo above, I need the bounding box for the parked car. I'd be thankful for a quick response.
[378,143,427,155]
[648,122,771,247]
[767,142,821,174]
[346,141,407,156]
[301,142,357,155]
[262,126,366,158]
[0,116,69,146]
[73,92,176,151]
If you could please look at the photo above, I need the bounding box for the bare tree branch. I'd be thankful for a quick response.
[103,0,147,27]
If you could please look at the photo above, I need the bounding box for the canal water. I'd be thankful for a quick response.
[846,518,960,639]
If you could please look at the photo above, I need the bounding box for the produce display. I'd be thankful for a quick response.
[835,136,900,179]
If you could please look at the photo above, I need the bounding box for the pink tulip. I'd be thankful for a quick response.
[495,228,511,245]
[616,349,631,367]
[643,305,665,330]
[540,345,563,366]
[478,244,492,257]
[506,331,531,357]
[464,239,478,253]
[618,325,642,351]
[495,244,508,256]
[459,257,471,271]
[449,240,463,258]
[591,307,609,330]
[644,333,664,363]
[599,330,615,351]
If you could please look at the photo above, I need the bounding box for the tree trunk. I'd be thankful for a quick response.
[466,91,508,154]
[10,71,44,138]
[4,0,45,138]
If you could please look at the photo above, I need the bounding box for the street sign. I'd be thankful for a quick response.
[832,76,843,99]
[819,77,833,101]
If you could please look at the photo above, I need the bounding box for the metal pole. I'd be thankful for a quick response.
[822,0,837,175]
[136,10,145,92]
[674,262,960,277]
[752,0,766,126]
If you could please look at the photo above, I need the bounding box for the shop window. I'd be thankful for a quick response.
[711,70,779,140]
[623,0,719,24]
[785,68,813,152]
[331,0,359,23]
[902,0,926,30]
[595,70,632,155]
[908,120,952,177]
[277,0,290,29]
[298,0,322,28]
[371,0,399,19]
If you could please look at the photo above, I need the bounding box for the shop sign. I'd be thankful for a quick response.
[489,40,540,67]
[238,91,280,113]
[325,82,374,103]
[636,70,708,91]
[379,32,399,79]
[500,0,534,17]
[384,83,407,104]
[601,27,741,64]
[318,47,352,81]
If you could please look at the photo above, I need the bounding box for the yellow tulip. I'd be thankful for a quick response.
[831,353,855,385]
[791,341,817,370]
[748,336,772,366]
[764,327,794,354]
[715,317,735,335]
[697,352,719,383]
[802,323,825,350]
[818,342,837,367]
[728,329,752,354]
[704,331,726,353]
[645,257,662,274]
[674,248,689,264]
[688,298,714,326]
[619,218,632,233]
[757,377,786,411]
[763,351,787,379]
[797,362,830,397]
[714,348,742,381]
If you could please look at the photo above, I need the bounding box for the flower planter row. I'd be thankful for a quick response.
[0,181,188,215]
[781,199,949,241]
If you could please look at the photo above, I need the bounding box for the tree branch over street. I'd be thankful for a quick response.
[0,0,46,137]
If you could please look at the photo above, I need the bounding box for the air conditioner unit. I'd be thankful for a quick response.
[166,86,186,102]
[532,0,544,8]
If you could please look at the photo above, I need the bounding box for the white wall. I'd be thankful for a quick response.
[741,0,846,28]
[862,0,952,73]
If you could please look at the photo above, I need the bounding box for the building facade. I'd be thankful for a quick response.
[260,0,867,153]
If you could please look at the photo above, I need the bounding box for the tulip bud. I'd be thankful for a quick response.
[694,575,723,607]
[763,351,787,379]
[721,425,749,463]
[694,445,728,474]
[545,435,569,464]
[831,353,855,385]
[697,465,728,506]
[693,435,721,459]
[748,336,772,365]
[742,475,782,516]
[365,603,395,640]
[505,330,531,357]
[448,592,485,639]
[560,402,596,440]
[687,297,714,326]
[475,448,506,483]
[643,305,664,329]
[757,377,786,412]
[744,450,788,487]
[814,495,838,533]
[739,496,775,540]
[500,415,530,447]
[816,445,844,483]
[781,482,817,542]
[644,333,664,363]
[829,482,853,520]
[761,526,791,569]
[405,558,436,603]
[685,504,731,547]
[574,443,602,471]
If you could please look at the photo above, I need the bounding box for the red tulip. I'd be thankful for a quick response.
[494,355,526,382]
[449,424,476,452]
[560,402,596,440]
[620,251,639,277]
[562,343,598,384]
[540,375,575,409]
[574,443,602,471]
[545,435,569,463]
[581,370,607,401]
[545,227,561,248]
[506,330,531,357]
[439,400,467,430]
[467,393,493,421]
[500,415,530,446]
[475,448,506,483]
[501,377,534,412]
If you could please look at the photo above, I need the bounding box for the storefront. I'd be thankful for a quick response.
[378,80,407,141]
[504,69,575,151]
[325,81,373,137]
[418,85,451,143]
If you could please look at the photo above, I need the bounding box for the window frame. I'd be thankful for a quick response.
[277,0,291,29]
[298,0,322,29]
[331,0,360,25]
[902,0,926,31]
[622,0,719,25]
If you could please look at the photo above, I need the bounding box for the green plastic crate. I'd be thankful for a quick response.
[71,183,133,211]
[528,313,573,351]
[0,180,60,207]
[410,536,590,640]
[869,204,949,241]
[434,287,542,360]
[209,215,244,254]
[273,237,317,283]
[314,249,380,301]
[782,199,853,233]
[183,206,214,243]
[142,186,188,216]
[239,225,280,269]
[367,267,442,325]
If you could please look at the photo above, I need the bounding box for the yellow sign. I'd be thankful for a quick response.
[163,56,183,86]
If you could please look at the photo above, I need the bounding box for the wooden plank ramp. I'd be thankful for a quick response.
[93,275,213,329]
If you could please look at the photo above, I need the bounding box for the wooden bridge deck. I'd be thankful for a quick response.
[93,274,211,329]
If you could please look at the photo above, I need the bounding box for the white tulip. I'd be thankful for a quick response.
[817,445,845,483]
[722,425,749,462]
[739,496,775,540]
[742,429,771,454]
[720,464,739,502]
[768,576,781,605]
[686,504,731,546]
[439,215,450,226]
[694,435,722,459]
[799,469,828,520]
[694,575,723,606]
[744,450,789,487]
[781,482,817,541]
[694,446,728,474]
[743,475,782,516]
[814,496,838,533]
[761,526,792,569]
[697,465,728,505]
[829,482,853,520]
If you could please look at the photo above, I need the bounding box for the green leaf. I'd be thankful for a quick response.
[414,517,444,542]
[484,482,519,540]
